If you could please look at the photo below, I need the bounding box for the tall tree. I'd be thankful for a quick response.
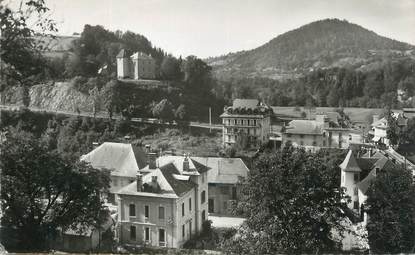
[0,128,111,251]
[0,0,57,103]
[223,146,348,254]
[365,165,415,253]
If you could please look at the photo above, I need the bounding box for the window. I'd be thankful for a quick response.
[159,229,166,246]
[353,201,359,210]
[312,141,317,146]
[300,141,304,146]
[182,202,185,217]
[300,134,304,138]
[145,205,149,219]
[201,191,206,204]
[145,227,150,241]
[233,119,236,125]
[113,178,118,187]
[232,186,237,200]
[253,120,257,126]
[354,173,359,183]
[354,187,358,196]
[159,206,165,220]
[189,198,192,211]
[182,224,185,238]
[201,210,206,221]
[130,226,136,240]
[129,204,136,217]
[287,134,292,138]
[221,186,229,195]
[349,135,352,141]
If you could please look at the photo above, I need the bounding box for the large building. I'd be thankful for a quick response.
[220,99,273,149]
[116,154,209,248]
[282,114,363,151]
[116,49,156,80]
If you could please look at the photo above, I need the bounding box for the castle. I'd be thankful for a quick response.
[116,49,156,80]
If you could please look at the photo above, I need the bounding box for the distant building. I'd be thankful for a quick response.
[403,108,415,119]
[370,113,407,145]
[220,99,273,149]
[282,114,363,151]
[116,154,209,248]
[116,49,156,80]
[192,157,249,216]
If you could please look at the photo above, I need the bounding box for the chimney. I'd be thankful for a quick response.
[136,172,143,192]
[373,115,379,124]
[183,154,189,172]
[145,144,151,153]
[92,142,99,149]
[148,152,157,169]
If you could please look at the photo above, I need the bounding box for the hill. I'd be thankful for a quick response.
[207,19,415,80]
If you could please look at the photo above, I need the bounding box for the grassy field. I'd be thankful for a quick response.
[272,106,386,124]
[135,128,223,157]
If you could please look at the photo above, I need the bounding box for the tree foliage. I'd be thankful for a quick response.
[223,147,348,254]
[365,165,415,253]
[0,128,111,251]
[152,99,174,121]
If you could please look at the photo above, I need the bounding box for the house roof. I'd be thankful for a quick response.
[285,120,324,135]
[81,142,147,177]
[339,150,361,172]
[157,155,210,175]
[357,159,397,195]
[192,157,249,184]
[232,99,259,109]
[130,52,153,60]
[117,164,196,198]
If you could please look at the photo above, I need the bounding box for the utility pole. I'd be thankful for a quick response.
[209,107,212,133]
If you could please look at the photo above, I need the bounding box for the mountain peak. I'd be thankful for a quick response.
[208,19,415,80]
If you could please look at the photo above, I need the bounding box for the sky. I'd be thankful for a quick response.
[36,0,415,58]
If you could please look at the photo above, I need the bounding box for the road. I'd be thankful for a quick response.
[0,104,222,130]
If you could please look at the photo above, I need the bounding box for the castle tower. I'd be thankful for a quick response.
[116,49,130,79]
[339,150,362,212]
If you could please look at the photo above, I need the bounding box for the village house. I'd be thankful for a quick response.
[282,114,363,151]
[220,99,273,149]
[191,157,249,216]
[338,148,412,250]
[80,142,148,204]
[370,113,407,145]
[116,49,156,80]
[116,154,209,248]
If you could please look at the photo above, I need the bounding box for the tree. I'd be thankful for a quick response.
[160,56,182,81]
[385,108,402,146]
[0,128,111,251]
[365,165,415,253]
[223,146,348,254]
[102,79,119,119]
[183,56,213,94]
[0,0,57,102]
[152,99,174,121]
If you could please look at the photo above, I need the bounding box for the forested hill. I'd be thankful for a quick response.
[207,19,415,80]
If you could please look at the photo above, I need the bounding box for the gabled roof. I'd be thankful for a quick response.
[157,155,210,175]
[192,157,249,184]
[285,120,324,135]
[339,150,361,172]
[357,159,397,195]
[159,163,197,196]
[81,142,147,177]
[117,164,196,198]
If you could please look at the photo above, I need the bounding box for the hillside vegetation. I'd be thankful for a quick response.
[208,19,414,80]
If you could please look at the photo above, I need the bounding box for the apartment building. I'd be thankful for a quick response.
[220,99,273,149]
[116,154,209,248]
